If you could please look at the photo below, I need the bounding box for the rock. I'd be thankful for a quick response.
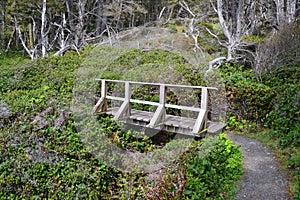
[54,110,71,131]
[0,102,12,119]
[32,107,55,130]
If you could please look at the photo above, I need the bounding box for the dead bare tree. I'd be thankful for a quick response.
[52,13,80,57]
[0,0,7,49]
[12,0,50,59]
[41,0,47,58]
[14,17,37,59]
[206,0,259,73]
[178,1,206,57]
[255,20,300,77]
[275,0,297,25]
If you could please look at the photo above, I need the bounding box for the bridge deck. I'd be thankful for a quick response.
[107,107,196,127]
[99,107,224,136]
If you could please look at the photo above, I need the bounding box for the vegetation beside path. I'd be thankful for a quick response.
[221,65,300,199]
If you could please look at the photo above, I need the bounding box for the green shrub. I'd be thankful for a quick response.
[183,134,243,199]
[142,134,243,200]
[219,64,275,124]
[262,66,300,147]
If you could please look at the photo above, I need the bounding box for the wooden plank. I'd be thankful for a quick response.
[129,110,153,122]
[130,99,160,106]
[165,104,201,112]
[106,107,120,115]
[107,96,125,101]
[106,98,201,112]
[164,115,196,129]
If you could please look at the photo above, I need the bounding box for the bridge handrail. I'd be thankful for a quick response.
[94,79,217,134]
[95,79,218,90]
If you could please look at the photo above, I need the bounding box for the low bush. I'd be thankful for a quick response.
[143,134,243,199]
[183,134,243,199]
[219,64,275,124]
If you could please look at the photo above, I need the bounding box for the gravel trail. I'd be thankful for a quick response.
[227,133,291,200]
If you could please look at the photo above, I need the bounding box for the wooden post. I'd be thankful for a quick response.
[201,87,208,129]
[124,81,131,116]
[101,79,107,99]
[148,84,166,128]
[201,88,208,111]
[114,81,131,120]
[93,80,107,113]
[192,88,208,134]
[160,84,166,105]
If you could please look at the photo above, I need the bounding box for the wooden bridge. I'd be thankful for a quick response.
[93,79,225,137]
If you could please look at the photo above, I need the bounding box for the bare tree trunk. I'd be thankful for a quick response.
[41,0,47,58]
[275,0,285,25]
[286,0,296,22]
[74,0,87,48]
[14,17,36,59]
[66,0,75,43]
[61,13,67,48]
[96,0,105,35]
[216,0,232,43]
[28,23,34,49]
[179,1,205,57]
[1,0,7,49]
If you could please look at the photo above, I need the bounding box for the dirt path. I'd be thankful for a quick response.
[227,133,291,200]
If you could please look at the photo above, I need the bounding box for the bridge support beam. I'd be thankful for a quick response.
[93,80,107,113]
[192,88,208,134]
[114,81,131,120]
[148,84,166,128]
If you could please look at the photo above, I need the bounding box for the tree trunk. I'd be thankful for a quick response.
[1,0,7,49]
[286,0,296,22]
[74,0,87,48]
[41,0,47,58]
[28,23,34,49]
[217,0,232,43]
[275,0,285,25]
[14,17,35,59]
[66,0,75,41]
[96,0,105,35]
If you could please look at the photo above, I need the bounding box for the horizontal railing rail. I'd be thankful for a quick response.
[95,79,218,90]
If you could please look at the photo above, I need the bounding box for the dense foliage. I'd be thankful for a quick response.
[220,63,300,198]
[0,49,243,198]
[183,134,243,199]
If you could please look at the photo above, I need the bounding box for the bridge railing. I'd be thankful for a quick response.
[93,79,217,134]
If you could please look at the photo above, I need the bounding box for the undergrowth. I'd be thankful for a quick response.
[0,47,243,198]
